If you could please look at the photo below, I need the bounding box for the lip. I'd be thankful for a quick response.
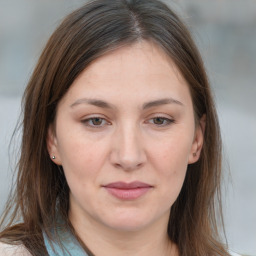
[103,181,153,200]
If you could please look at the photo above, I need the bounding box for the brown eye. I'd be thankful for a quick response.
[82,117,109,128]
[148,117,174,126]
[91,117,103,126]
[153,117,166,125]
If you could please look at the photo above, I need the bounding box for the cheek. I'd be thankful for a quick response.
[155,148,188,208]
[152,131,192,170]
[59,141,107,208]
[56,133,108,185]
[150,132,192,198]
[159,146,188,183]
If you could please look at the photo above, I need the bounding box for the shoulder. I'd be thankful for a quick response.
[0,242,32,256]
[229,250,242,256]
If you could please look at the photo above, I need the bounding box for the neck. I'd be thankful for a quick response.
[70,211,178,256]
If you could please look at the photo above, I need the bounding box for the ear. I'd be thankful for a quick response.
[46,124,62,165]
[188,114,206,164]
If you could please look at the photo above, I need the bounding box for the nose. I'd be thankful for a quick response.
[109,123,147,171]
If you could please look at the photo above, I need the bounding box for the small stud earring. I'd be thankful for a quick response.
[193,152,197,157]
[52,156,56,159]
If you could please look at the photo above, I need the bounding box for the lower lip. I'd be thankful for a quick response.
[104,187,152,200]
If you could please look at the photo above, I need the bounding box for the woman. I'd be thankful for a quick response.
[0,0,239,255]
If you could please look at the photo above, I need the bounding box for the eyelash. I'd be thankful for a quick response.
[147,116,175,127]
[81,116,175,128]
[81,117,110,128]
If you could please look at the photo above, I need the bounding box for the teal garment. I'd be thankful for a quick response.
[43,229,241,256]
[43,228,88,256]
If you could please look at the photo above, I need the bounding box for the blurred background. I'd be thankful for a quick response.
[0,0,255,254]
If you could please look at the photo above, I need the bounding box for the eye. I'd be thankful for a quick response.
[148,116,174,126]
[81,117,110,127]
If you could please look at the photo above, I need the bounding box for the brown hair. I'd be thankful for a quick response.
[0,0,229,255]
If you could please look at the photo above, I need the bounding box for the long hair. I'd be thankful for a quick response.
[0,0,229,255]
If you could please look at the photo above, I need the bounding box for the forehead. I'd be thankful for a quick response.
[61,40,192,107]
[80,41,184,83]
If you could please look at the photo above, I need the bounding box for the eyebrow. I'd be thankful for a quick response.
[70,97,184,109]
[142,98,184,109]
[70,98,115,109]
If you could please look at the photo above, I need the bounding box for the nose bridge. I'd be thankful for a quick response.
[110,120,146,170]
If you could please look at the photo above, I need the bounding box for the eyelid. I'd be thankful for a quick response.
[145,112,175,120]
[81,115,111,128]
[145,114,175,126]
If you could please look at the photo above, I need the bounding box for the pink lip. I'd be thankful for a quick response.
[103,181,153,200]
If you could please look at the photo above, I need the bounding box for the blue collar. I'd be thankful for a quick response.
[43,227,88,256]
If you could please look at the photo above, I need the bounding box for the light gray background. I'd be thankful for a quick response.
[0,0,255,255]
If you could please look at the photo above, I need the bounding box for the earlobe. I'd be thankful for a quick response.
[188,114,206,164]
[47,125,62,165]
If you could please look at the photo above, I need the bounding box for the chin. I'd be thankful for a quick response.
[100,211,157,232]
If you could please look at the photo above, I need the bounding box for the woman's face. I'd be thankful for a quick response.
[47,41,204,233]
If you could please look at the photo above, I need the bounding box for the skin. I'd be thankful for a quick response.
[47,41,204,256]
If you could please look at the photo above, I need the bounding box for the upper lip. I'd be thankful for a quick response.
[103,181,152,189]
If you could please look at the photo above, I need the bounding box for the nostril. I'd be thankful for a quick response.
[113,160,144,172]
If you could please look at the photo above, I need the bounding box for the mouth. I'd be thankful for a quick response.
[102,181,153,200]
